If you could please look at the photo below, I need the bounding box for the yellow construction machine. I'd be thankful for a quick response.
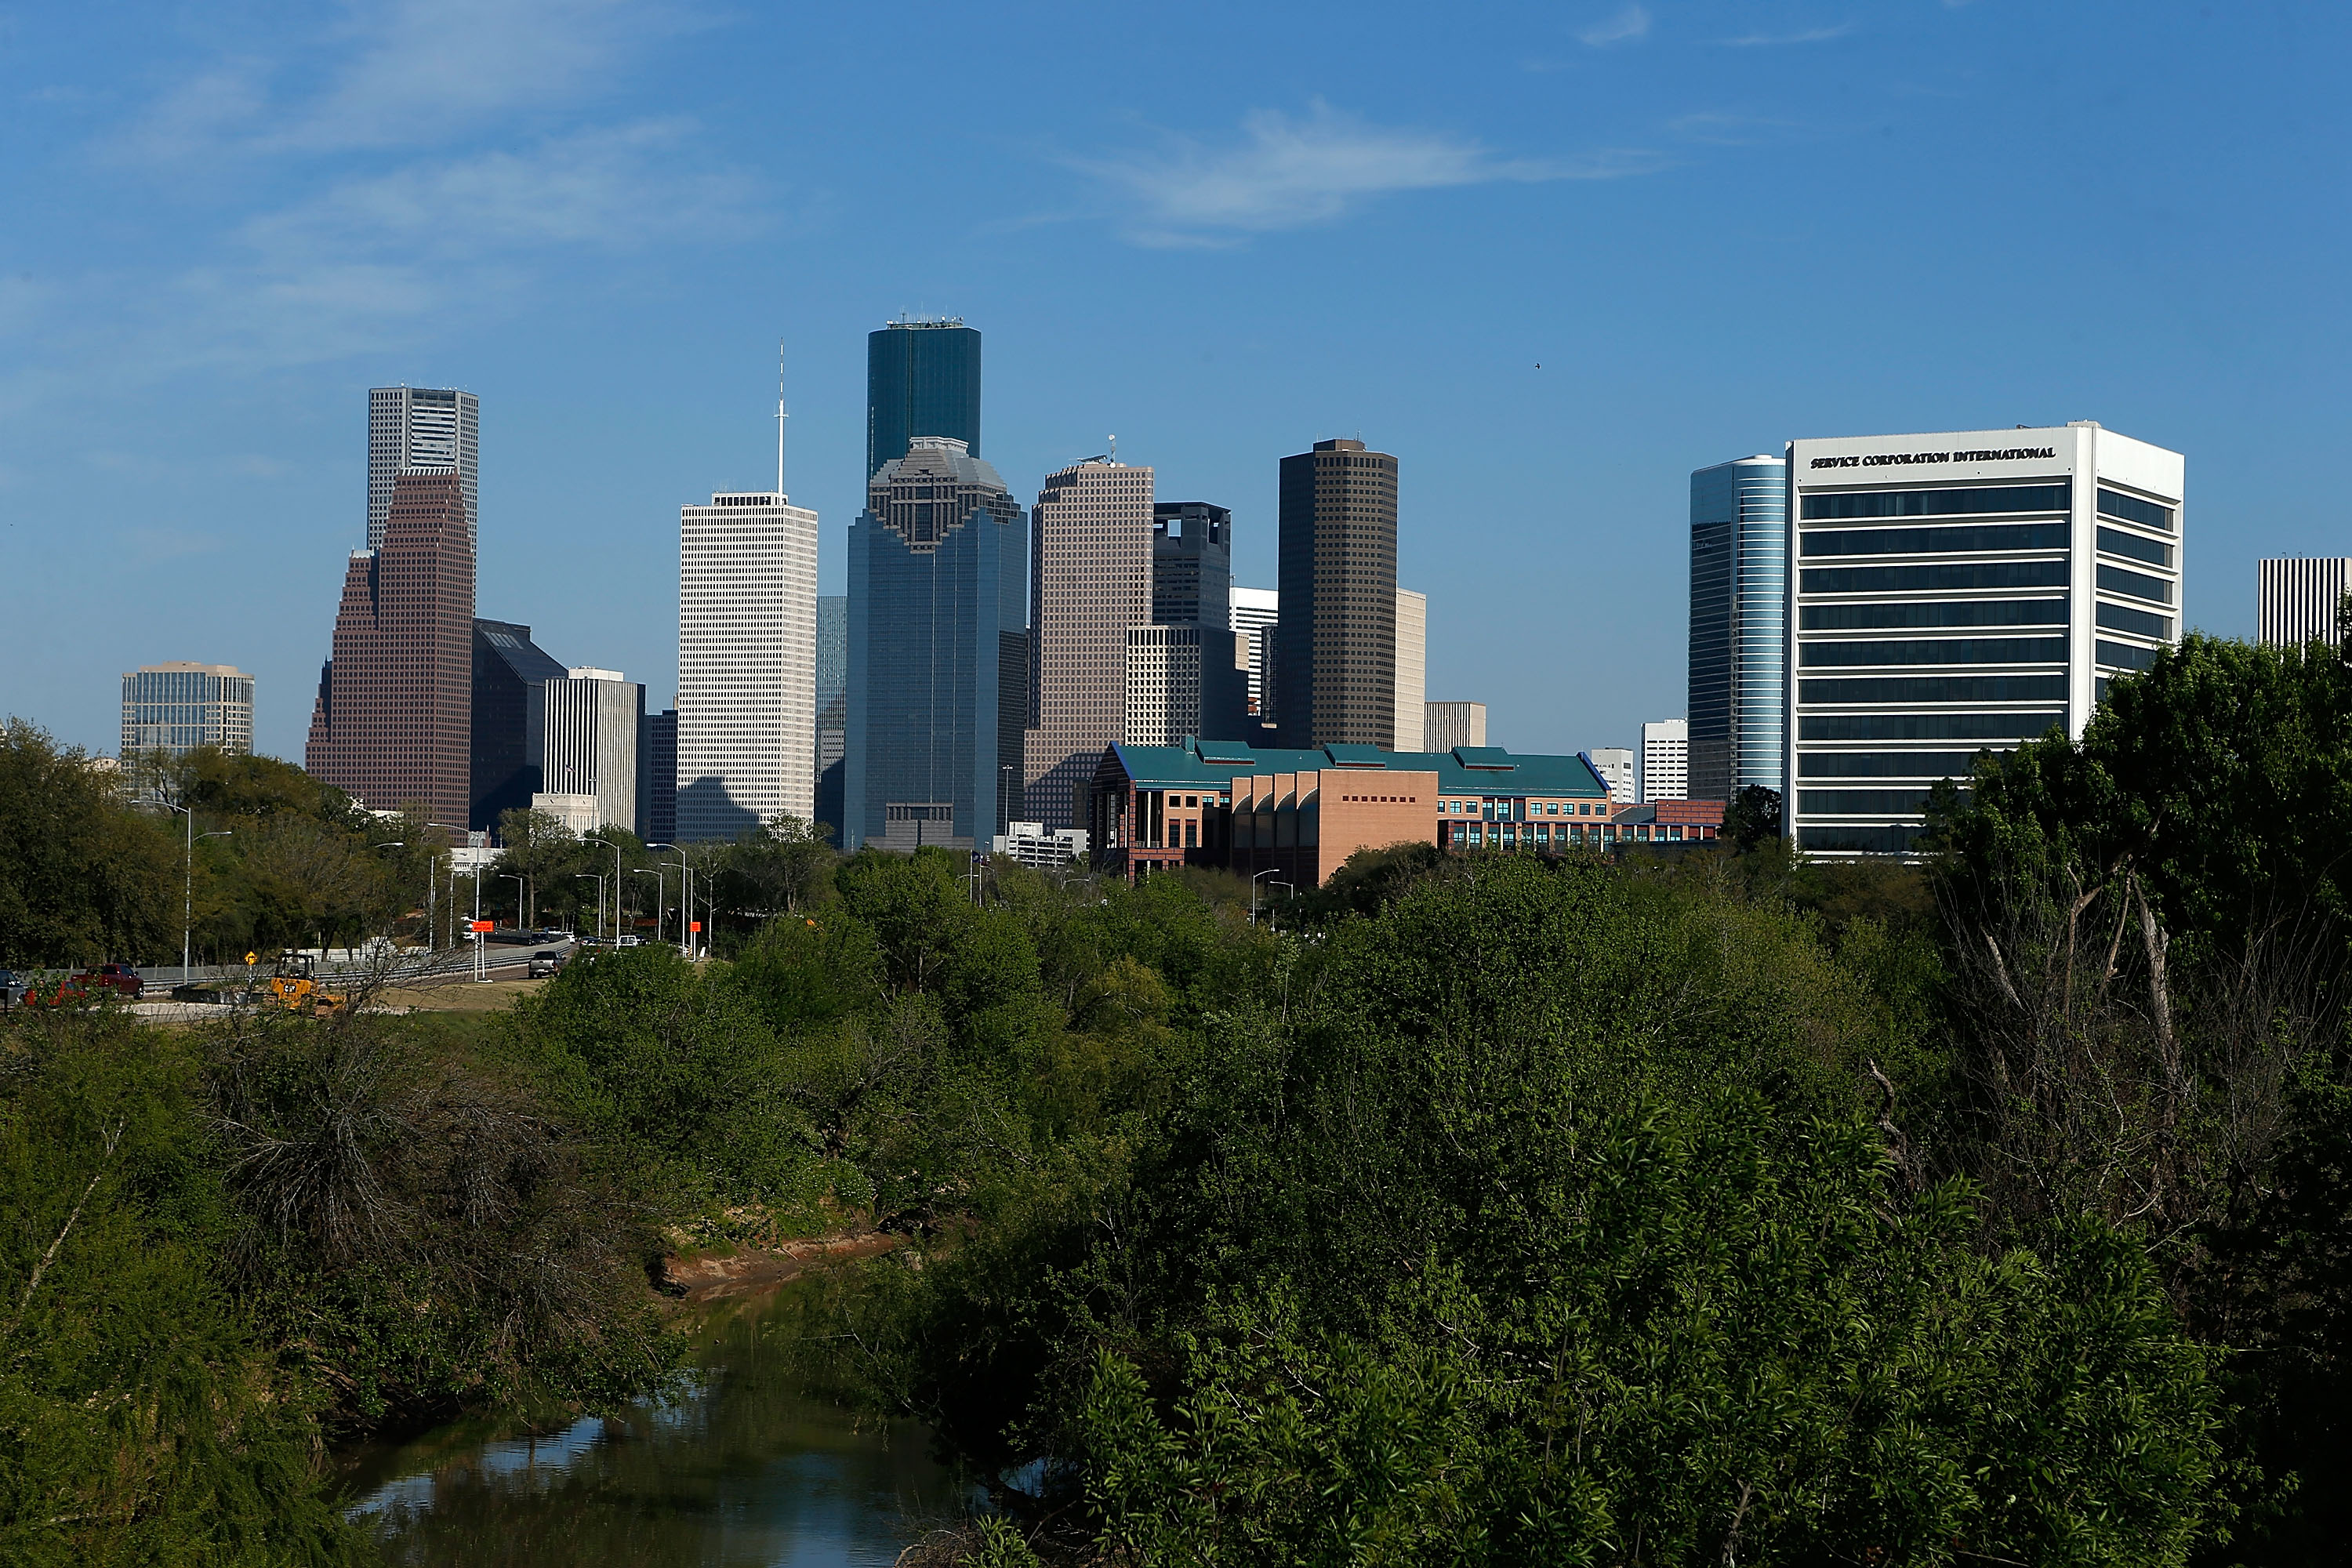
[249,951,349,1016]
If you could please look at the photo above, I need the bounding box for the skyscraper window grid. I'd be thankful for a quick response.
[120,664,254,758]
[677,491,818,840]
[368,387,479,552]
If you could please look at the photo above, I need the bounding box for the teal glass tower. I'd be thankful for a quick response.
[866,319,982,481]
[1688,455,1788,802]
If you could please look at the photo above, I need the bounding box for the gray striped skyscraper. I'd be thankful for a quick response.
[369,387,479,550]
[1687,454,1788,804]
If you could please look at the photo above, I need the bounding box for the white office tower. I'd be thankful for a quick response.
[1232,586,1279,720]
[369,387,480,550]
[678,491,819,840]
[121,663,255,758]
[2258,558,2352,648]
[1425,700,1486,750]
[1641,719,1689,801]
[1392,589,1427,752]
[534,667,643,833]
[1588,747,1635,803]
[1788,423,2183,856]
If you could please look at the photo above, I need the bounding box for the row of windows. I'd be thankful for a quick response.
[1803,561,2068,595]
[1798,749,1987,780]
[1798,788,1948,815]
[2097,601,2172,638]
[1799,674,2068,705]
[2097,639,2163,672]
[1798,825,1927,855]
[1800,483,2071,521]
[1802,523,2070,559]
[2097,564,2173,604]
[2097,526,2172,568]
[2098,488,2174,532]
[1800,635,2067,669]
[1799,598,2065,630]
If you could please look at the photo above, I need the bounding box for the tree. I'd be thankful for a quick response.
[0,721,176,967]
[495,808,575,930]
[1723,783,1783,852]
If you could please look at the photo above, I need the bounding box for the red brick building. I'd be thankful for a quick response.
[307,473,474,824]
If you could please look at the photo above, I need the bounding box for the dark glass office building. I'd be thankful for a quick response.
[468,618,568,830]
[1152,502,1232,630]
[1687,456,1788,803]
[866,319,982,481]
[845,437,1029,851]
[1276,439,1398,748]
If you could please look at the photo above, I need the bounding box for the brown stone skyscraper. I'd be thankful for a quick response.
[1276,438,1398,748]
[307,473,474,822]
[1023,457,1153,829]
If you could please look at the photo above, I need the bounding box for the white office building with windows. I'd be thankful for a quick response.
[678,491,818,840]
[535,666,643,833]
[1786,423,2184,856]
[1640,718,1688,802]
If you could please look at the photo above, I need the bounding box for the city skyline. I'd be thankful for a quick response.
[5,5,2337,764]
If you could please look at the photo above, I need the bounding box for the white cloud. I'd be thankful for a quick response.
[1715,24,1853,46]
[113,0,688,163]
[1074,103,1661,246]
[1579,5,1650,46]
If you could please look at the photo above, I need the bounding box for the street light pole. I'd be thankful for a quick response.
[1251,866,1283,927]
[499,873,524,933]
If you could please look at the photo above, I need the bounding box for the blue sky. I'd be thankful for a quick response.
[3,1,2344,761]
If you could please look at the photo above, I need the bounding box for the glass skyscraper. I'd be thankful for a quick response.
[866,319,982,481]
[1687,455,1788,803]
[845,437,1029,851]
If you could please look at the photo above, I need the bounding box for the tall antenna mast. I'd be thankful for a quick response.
[775,338,788,498]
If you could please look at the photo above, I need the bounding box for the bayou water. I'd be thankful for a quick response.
[344,1283,972,1566]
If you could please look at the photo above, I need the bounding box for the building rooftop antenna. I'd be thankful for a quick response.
[775,338,788,499]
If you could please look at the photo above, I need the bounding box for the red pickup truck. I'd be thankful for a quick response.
[27,964,146,1006]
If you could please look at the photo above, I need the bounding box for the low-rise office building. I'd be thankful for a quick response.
[1084,739,1711,886]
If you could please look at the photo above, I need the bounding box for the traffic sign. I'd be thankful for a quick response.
[470,920,493,932]
[690,921,702,932]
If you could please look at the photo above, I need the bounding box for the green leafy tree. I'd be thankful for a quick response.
[0,721,176,967]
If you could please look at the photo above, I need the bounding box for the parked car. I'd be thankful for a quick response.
[74,964,144,999]
[526,950,566,979]
[0,970,22,1010]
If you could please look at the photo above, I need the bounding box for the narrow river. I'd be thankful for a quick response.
[343,1283,976,1566]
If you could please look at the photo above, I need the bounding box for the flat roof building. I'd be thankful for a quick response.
[2258,558,2352,648]
[121,663,253,759]
[1425,701,1486,750]
[1641,719,1689,803]
[678,490,819,840]
[1025,458,1154,831]
[1277,439,1399,748]
[1787,423,2184,856]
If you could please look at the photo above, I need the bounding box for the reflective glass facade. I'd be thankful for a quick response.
[1687,456,1787,801]
[845,440,1029,851]
[866,321,981,481]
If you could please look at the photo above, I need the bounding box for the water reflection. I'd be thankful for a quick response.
[347,1283,971,1566]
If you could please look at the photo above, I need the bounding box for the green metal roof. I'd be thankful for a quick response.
[1101,740,1610,799]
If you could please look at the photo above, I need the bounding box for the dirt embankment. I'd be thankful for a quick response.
[652,1232,902,1303]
